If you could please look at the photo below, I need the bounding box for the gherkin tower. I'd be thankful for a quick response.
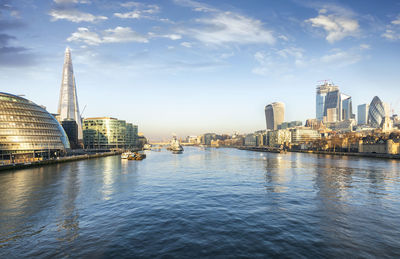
[57,47,83,140]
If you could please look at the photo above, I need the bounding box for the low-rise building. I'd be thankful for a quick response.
[83,117,138,149]
[290,128,321,144]
[268,129,291,147]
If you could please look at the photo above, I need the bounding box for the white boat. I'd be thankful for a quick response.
[143,144,152,150]
[169,136,184,153]
[121,151,133,159]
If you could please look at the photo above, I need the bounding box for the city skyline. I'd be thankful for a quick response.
[1,0,400,139]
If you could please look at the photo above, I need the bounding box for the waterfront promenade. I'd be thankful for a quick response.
[238,146,400,160]
[0,151,122,172]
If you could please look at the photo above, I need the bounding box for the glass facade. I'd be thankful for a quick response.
[316,83,338,121]
[0,92,70,157]
[265,102,285,131]
[368,96,386,128]
[83,117,138,149]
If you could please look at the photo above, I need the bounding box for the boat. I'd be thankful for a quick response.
[143,144,152,150]
[121,151,133,159]
[169,136,184,154]
[127,152,146,160]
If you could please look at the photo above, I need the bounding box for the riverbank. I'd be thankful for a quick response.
[237,146,400,160]
[0,151,122,172]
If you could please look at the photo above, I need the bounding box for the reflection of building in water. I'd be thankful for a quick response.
[102,156,115,200]
[263,155,290,193]
[0,166,63,241]
[57,163,80,242]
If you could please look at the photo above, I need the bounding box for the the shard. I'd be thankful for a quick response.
[57,47,83,140]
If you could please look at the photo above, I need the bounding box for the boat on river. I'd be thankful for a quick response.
[121,151,133,159]
[127,152,146,160]
[168,136,184,154]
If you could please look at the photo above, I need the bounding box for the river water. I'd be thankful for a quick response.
[0,147,400,258]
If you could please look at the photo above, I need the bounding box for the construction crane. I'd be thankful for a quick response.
[80,104,87,118]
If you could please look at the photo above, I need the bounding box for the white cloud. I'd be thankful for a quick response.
[252,47,305,76]
[67,27,148,45]
[54,0,91,4]
[173,0,217,13]
[183,11,275,45]
[382,15,400,40]
[181,42,192,48]
[114,2,160,19]
[163,34,182,40]
[103,27,148,43]
[49,9,107,23]
[359,44,370,50]
[306,9,359,43]
[67,27,102,45]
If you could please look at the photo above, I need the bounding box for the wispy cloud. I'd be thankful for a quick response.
[50,0,106,23]
[49,9,107,23]
[114,2,160,19]
[173,0,217,13]
[252,47,305,76]
[306,7,359,43]
[382,14,400,40]
[53,0,91,4]
[67,27,148,45]
[180,11,275,46]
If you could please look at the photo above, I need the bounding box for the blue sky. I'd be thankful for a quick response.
[1,0,400,140]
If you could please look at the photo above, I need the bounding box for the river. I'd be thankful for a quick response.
[1,147,400,258]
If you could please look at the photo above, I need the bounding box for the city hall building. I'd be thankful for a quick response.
[0,92,70,162]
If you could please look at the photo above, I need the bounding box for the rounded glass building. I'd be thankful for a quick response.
[368,96,386,128]
[0,92,70,161]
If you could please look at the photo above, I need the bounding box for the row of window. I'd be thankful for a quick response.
[0,115,55,124]
[0,135,62,142]
[0,142,66,150]
[0,102,44,112]
[0,129,61,136]
[0,122,59,130]
[0,109,49,118]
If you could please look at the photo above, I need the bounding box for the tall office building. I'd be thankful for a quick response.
[357,104,369,125]
[368,96,389,128]
[316,82,338,121]
[57,47,83,140]
[340,93,354,121]
[323,90,340,122]
[265,102,285,130]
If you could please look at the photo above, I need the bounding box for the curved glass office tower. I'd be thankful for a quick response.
[368,96,387,128]
[265,102,285,130]
[0,92,70,158]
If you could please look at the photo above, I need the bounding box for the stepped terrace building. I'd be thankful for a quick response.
[83,117,138,150]
[0,92,70,162]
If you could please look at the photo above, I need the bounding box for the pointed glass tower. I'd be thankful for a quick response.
[57,47,83,140]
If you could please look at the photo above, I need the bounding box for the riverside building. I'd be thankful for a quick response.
[83,117,138,150]
[0,92,70,162]
[57,47,83,145]
[357,104,369,125]
[265,102,285,131]
[368,96,389,128]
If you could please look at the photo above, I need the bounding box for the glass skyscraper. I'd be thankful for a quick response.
[265,102,285,130]
[368,96,388,128]
[357,104,369,125]
[57,47,83,140]
[316,82,338,121]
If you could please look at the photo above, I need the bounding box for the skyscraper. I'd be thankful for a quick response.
[323,90,340,122]
[316,82,338,121]
[368,96,389,128]
[265,102,285,130]
[357,104,369,125]
[57,47,83,140]
[340,93,354,121]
